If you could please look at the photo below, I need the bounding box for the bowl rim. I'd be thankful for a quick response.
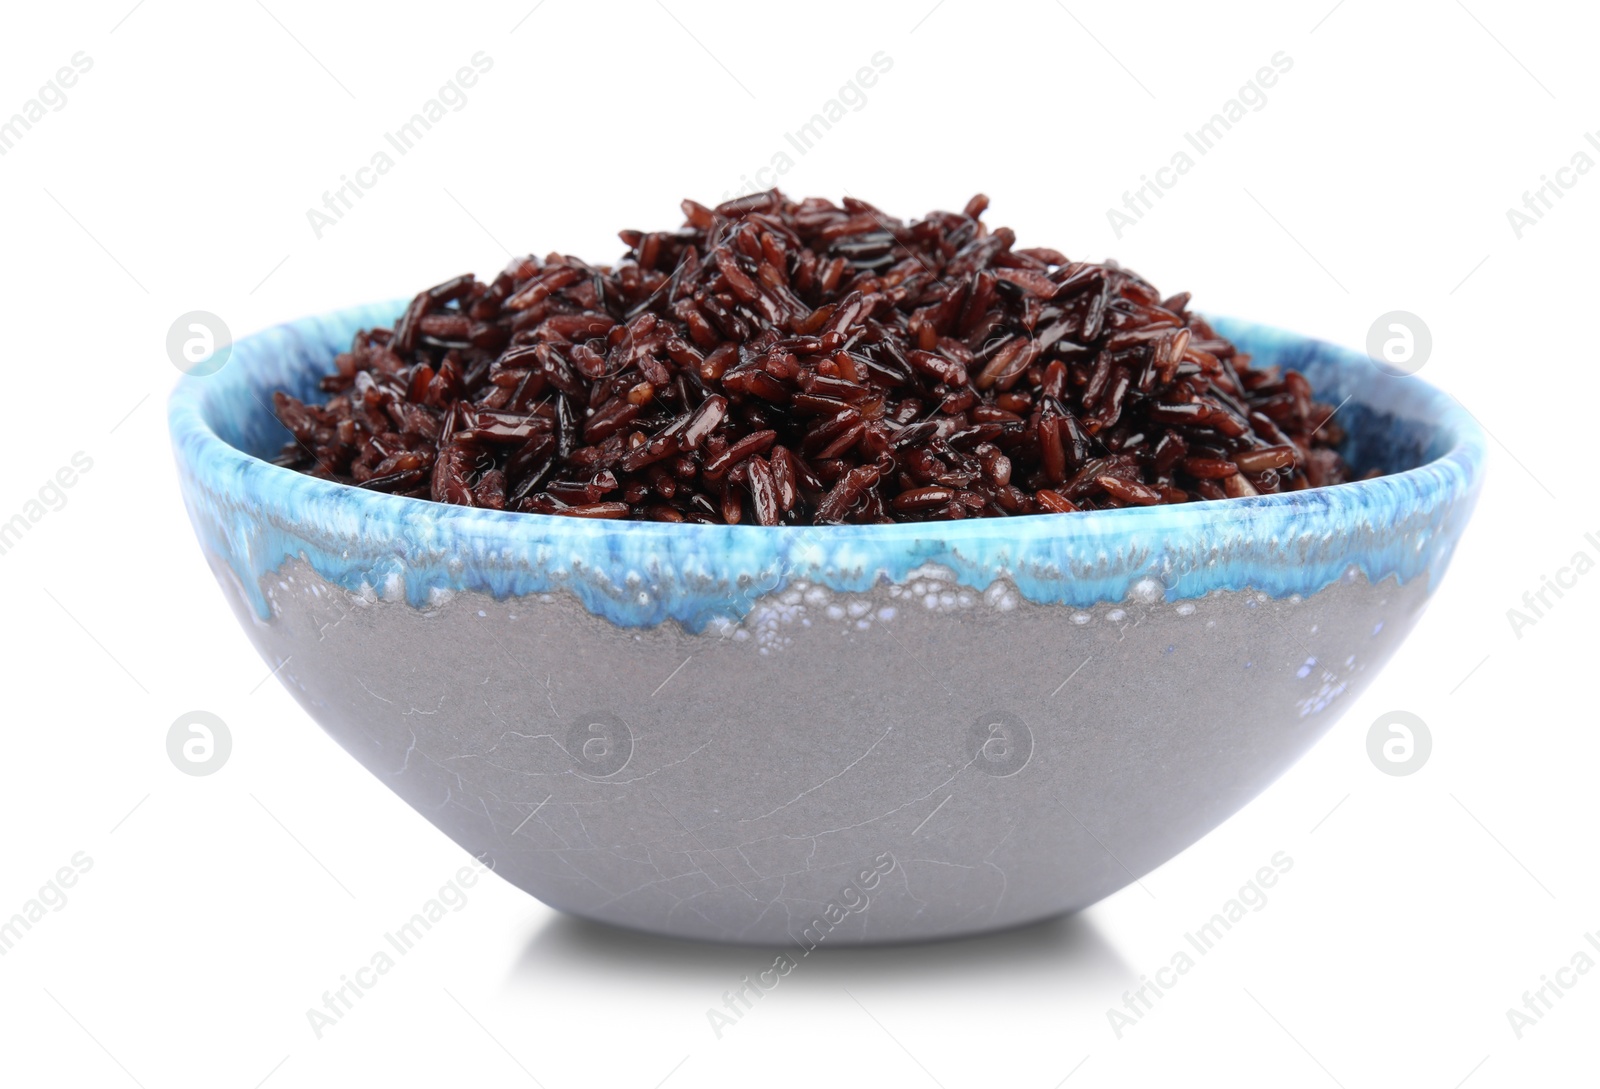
[169,300,1487,627]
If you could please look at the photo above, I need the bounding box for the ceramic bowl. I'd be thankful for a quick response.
[170,301,1484,944]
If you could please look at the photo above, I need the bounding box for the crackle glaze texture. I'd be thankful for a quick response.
[171,302,1484,943]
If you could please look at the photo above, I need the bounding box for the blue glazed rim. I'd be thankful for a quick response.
[170,300,1486,631]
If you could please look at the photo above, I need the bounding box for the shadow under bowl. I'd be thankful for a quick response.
[170,301,1484,945]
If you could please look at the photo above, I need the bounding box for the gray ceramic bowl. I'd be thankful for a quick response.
[171,301,1484,945]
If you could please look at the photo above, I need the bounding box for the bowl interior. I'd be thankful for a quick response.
[192,301,1461,482]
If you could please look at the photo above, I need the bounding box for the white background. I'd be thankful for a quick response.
[1,1,1596,1086]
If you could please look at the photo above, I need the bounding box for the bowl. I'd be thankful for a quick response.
[170,300,1484,945]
